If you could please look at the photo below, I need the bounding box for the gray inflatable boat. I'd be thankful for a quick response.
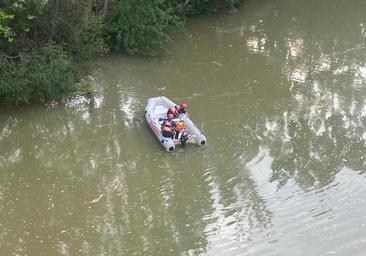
[145,96,207,152]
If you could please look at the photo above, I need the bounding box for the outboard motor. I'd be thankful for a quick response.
[180,131,189,147]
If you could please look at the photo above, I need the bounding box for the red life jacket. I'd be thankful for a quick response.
[167,107,178,117]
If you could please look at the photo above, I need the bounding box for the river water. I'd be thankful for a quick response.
[1,0,366,255]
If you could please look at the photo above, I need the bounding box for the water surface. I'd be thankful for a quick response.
[1,0,366,255]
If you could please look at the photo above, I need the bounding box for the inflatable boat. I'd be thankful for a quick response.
[145,96,207,152]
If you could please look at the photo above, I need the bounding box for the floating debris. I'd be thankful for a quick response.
[89,194,104,204]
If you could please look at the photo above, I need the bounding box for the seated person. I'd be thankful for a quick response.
[167,103,187,118]
[167,107,178,118]
[174,120,185,139]
[176,103,187,114]
[161,114,176,139]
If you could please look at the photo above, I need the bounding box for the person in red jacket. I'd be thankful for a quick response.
[167,107,178,118]
[161,114,175,138]
[176,103,187,114]
[167,103,187,118]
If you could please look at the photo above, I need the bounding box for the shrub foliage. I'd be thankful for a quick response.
[0,44,75,105]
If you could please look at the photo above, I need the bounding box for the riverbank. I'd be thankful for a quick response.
[0,0,246,106]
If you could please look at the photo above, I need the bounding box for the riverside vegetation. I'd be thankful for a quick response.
[0,0,245,105]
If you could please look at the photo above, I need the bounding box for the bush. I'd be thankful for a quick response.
[0,10,14,42]
[104,0,184,55]
[37,0,107,61]
[0,44,76,105]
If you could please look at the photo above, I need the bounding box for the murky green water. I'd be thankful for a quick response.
[1,0,366,255]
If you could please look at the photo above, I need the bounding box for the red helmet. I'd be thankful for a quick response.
[167,113,174,120]
[180,103,187,109]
